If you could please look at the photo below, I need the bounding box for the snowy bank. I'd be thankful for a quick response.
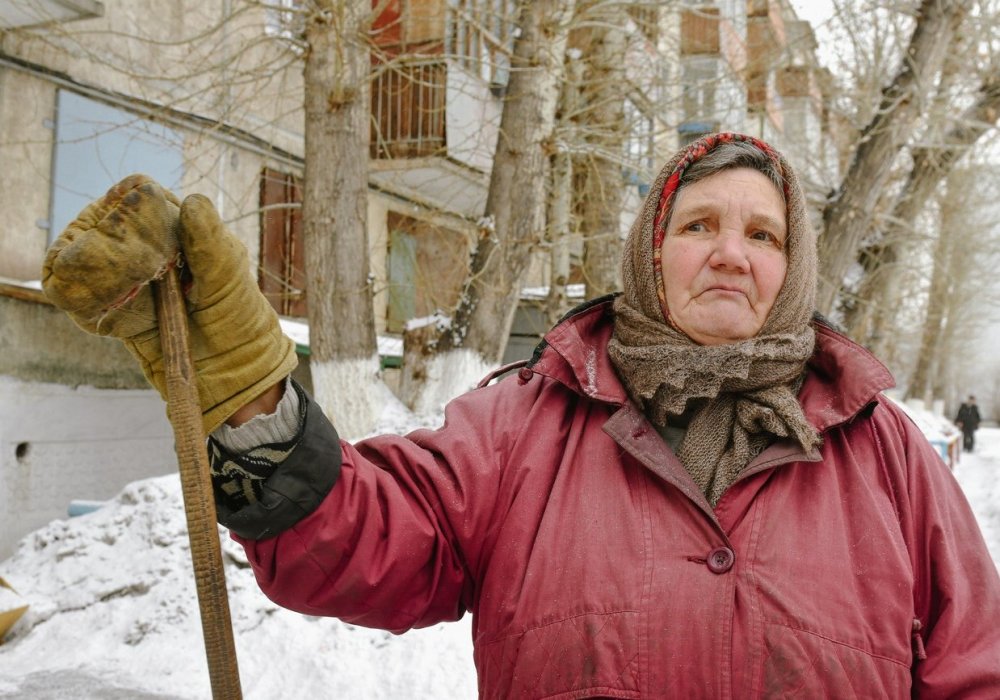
[0,474,477,699]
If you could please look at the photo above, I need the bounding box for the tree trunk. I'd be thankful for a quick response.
[302,1,380,438]
[816,0,971,314]
[402,0,576,414]
[905,217,951,401]
[544,55,584,327]
[927,167,982,405]
[906,165,984,401]
[576,2,628,299]
[545,148,574,326]
[844,74,1000,347]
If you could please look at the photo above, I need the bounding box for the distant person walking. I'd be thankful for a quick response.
[956,395,982,452]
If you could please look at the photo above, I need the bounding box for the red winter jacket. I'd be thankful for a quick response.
[233,299,1000,698]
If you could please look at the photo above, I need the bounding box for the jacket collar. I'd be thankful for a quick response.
[530,298,896,433]
[800,322,896,432]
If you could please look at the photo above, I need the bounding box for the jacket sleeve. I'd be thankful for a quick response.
[227,378,524,634]
[875,402,1000,697]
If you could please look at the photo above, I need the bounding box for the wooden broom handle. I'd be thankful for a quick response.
[154,267,243,700]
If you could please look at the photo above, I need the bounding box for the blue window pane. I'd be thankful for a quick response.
[50,91,184,242]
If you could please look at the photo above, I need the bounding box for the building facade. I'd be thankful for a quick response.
[0,0,840,557]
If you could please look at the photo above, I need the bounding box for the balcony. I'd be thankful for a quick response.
[368,56,494,219]
[371,58,446,159]
[681,7,721,56]
[365,0,517,220]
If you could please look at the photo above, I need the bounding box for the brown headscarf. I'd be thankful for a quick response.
[608,133,821,505]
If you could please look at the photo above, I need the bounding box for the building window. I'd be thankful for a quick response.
[50,90,184,243]
[257,174,468,332]
[623,98,654,194]
[626,5,659,44]
[681,56,719,122]
[264,0,305,41]
[446,0,518,88]
[259,168,307,317]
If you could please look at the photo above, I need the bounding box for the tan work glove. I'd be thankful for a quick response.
[42,174,298,434]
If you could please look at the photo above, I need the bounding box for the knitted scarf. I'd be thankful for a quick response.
[608,133,821,505]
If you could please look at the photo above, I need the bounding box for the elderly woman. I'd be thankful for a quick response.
[44,133,1000,697]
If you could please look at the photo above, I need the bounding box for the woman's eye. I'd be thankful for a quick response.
[683,221,706,233]
[750,230,782,247]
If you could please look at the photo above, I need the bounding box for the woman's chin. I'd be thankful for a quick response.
[677,311,762,345]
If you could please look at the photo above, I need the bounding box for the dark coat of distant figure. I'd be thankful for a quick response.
[956,397,982,452]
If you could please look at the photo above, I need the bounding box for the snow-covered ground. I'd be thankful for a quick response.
[0,413,997,699]
[954,427,1000,565]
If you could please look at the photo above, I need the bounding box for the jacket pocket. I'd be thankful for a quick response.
[760,622,911,699]
[475,610,642,699]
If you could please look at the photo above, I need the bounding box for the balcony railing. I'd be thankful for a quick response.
[370,58,447,160]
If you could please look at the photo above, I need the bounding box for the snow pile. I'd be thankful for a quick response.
[0,472,477,699]
[406,349,496,417]
[886,395,961,446]
[883,393,962,467]
[0,402,476,700]
[0,585,24,615]
[277,318,404,360]
[520,283,586,301]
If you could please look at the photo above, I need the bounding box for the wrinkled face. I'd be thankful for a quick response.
[660,167,788,345]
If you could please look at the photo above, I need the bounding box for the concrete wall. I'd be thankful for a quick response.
[0,292,148,389]
[0,69,56,280]
[2,2,305,153]
[0,375,175,560]
[0,291,176,559]
[0,0,307,283]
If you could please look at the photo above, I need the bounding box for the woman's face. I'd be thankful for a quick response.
[660,167,788,345]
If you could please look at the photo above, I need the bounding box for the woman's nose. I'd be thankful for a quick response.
[709,229,751,272]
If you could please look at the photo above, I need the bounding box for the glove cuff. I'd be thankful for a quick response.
[211,380,343,540]
[201,333,299,434]
[212,376,300,452]
[208,378,309,513]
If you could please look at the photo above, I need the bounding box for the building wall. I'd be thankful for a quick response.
[0,291,149,389]
[0,70,55,280]
[0,0,310,282]
[0,68,302,285]
[0,375,175,560]
[2,2,305,155]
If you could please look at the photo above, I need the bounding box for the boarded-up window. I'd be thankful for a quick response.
[259,168,307,317]
[386,212,468,333]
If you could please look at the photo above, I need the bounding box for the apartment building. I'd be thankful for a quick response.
[0,0,501,555]
[678,0,840,205]
[0,0,836,556]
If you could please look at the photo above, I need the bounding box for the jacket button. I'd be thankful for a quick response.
[707,547,735,574]
[517,367,533,383]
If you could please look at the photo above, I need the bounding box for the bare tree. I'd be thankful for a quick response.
[816,0,972,314]
[400,0,576,414]
[574,0,629,299]
[843,73,1000,354]
[301,1,381,439]
[907,165,1000,402]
